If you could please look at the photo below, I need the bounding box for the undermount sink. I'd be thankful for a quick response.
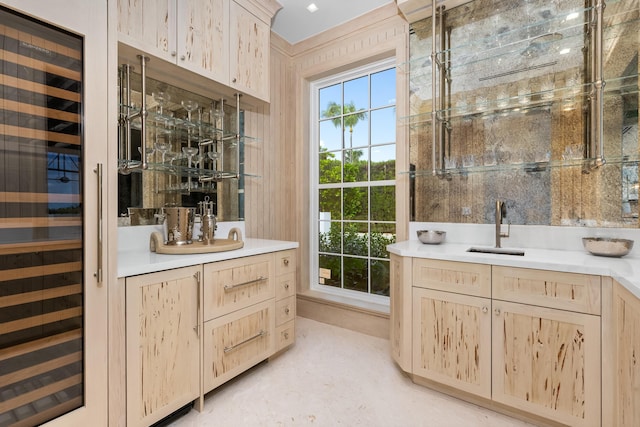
[467,247,525,256]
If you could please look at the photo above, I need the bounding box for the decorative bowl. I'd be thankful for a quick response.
[417,230,446,245]
[582,237,633,257]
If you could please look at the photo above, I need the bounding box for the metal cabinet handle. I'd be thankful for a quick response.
[224,276,267,291]
[93,163,103,285]
[194,271,201,337]
[481,306,488,313]
[283,332,289,340]
[180,55,185,60]
[224,330,266,353]
[284,283,289,290]
[283,258,289,266]
[284,307,290,315]
[494,308,501,316]
[171,51,177,57]
[232,77,237,83]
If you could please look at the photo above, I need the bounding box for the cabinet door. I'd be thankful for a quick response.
[203,299,274,392]
[176,0,229,83]
[492,301,601,427]
[613,281,640,427]
[203,253,274,320]
[126,266,201,427]
[390,254,412,372]
[229,1,270,101]
[412,288,492,398]
[117,0,177,62]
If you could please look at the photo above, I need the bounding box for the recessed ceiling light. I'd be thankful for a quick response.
[307,3,318,13]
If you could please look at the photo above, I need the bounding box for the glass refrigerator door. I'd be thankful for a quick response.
[0,6,86,426]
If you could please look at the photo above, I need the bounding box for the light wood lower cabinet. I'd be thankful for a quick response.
[392,258,605,426]
[274,250,297,352]
[121,249,297,426]
[612,280,640,427]
[203,299,275,391]
[125,265,201,427]
[492,300,601,426]
[412,287,492,399]
[203,253,274,319]
[201,250,297,395]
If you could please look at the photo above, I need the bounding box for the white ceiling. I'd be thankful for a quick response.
[271,0,394,45]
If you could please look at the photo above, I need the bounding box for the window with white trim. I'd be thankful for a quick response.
[310,58,396,302]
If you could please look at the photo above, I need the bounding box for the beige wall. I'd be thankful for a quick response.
[249,4,409,297]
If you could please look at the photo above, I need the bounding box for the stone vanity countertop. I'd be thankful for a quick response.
[387,240,640,300]
[117,223,298,278]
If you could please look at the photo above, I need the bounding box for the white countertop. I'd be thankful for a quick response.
[388,234,640,300]
[117,223,298,277]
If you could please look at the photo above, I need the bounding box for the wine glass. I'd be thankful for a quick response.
[182,146,199,169]
[153,91,171,119]
[138,146,155,163]
[154,140,170,164]
[207,150,219,171]
[181,99,199,127]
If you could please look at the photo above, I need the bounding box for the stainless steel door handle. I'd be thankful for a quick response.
[93,163,103,285]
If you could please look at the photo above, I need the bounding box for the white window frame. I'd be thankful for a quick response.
[309,57,396,305]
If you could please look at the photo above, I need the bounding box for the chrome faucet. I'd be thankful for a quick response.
[495,200,510,248]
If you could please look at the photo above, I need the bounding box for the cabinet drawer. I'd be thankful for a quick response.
[275,320,295,352]
[492,266,601,315]
[203,254,274,320]
[275,249,296,277]
[413,258,491,298]
[203,299,275,392]
[275,295,295,326]
[275,272,295,300]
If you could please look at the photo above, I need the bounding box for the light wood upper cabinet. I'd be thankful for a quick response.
[229,1,270,101]
[125,265,202,427]
[492,300,601,427]
[118,0,228,83]
[117,0,176,62]
[413,287,492,399]
[117,0,280,102]
[177,0,229,83]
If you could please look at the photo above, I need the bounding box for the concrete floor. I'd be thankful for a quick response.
[170,317,535,427]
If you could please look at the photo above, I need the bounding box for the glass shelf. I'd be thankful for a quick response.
[120,105,260,145]
[400,4,593,73]
[118,157,259,184]
[403,154,639,178]
[401,73,639,129]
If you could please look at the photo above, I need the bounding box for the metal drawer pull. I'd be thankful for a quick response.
[224,330,266,353]
[283,258,289,266]
[284,307,290,315]
[224,276,267,291]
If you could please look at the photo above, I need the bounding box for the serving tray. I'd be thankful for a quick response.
[149,228,244,254]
